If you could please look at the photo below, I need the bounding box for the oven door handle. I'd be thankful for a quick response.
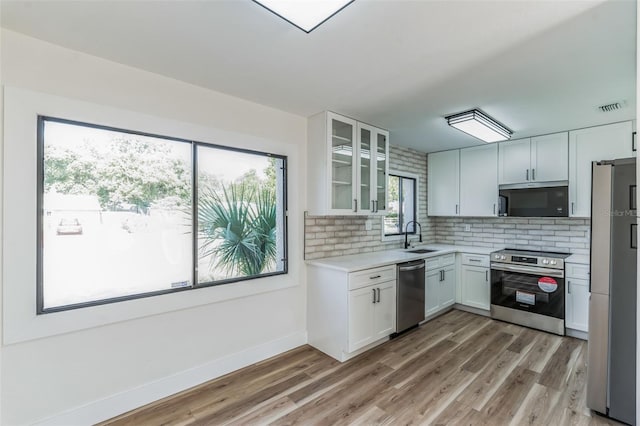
[490,263,564,278]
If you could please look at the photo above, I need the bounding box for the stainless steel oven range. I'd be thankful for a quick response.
[490,249,570,335]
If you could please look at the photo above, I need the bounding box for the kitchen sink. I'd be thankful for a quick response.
[407,249,438,254]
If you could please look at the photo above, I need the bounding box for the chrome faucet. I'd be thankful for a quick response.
[404,221,423,249]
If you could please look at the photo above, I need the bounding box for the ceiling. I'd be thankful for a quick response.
[1,0,636,153]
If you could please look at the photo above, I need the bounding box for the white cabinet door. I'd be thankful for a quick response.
[347,286,375,352]
[460,144,498,217]
[440,266,456,307]
[327,112,358,214]
[357,122,375,215]
[566,278,589,332]
[461,265,490,310]
[373,281,396,339]
[425,269,441,316]
[373,129,390,214]
[569,121,633,217]
[498,138,531,184]
[428,150,460,216]
[530,132,568,182]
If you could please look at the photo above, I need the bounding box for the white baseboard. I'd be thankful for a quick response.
[453,304,491,317]
[566,328,588,340]
[32,331,308,426]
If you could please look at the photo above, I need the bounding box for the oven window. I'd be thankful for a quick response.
[491,269,565,319]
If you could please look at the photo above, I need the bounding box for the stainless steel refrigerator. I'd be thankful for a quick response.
[587,158,637,425]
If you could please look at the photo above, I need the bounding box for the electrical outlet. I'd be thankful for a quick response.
[464,224,471,232]
[365,219,373,231]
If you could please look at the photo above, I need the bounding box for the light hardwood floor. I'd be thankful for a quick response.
[102,310,621,425]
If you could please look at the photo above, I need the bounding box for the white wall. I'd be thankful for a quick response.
[0,29,307,425]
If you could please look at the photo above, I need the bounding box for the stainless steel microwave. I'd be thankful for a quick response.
[498,186,568,217]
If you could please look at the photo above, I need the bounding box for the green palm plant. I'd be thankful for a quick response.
[198,182,277,278]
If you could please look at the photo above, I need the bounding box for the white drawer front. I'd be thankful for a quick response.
[439,253,456,267]
[566,263,590,280]
[425,257,440,270]
[461,253,490,268]
[349,265,396,290]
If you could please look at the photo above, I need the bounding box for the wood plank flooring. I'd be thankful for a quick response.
[101,310,621,426]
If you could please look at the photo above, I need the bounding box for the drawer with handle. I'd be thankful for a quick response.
[349,265,396,290]
[461,253,490,268]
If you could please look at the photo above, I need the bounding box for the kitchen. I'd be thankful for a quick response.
[0,0,638,425]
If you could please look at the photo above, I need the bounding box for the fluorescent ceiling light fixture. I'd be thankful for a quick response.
[445,109,513,143]
[253,0,354,33]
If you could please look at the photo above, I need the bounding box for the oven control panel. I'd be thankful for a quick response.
[491,250,568,270]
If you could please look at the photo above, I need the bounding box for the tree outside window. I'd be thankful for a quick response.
[384,172,417,236]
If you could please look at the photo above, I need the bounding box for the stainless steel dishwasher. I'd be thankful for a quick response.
[396,259,426,334]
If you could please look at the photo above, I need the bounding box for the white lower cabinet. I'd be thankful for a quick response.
[459,253,490,311]
[308,264,397,362]
[425,254,456,317]
[348,280,396,352]
[565,261,590,334]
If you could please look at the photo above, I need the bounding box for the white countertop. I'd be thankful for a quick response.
[306,244,500,272]
[566,254,590,265]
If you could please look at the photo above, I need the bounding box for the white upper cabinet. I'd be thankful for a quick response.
[531,133,569,182]
[307,111,389,215]
[499,139,531,185]
[429,145,497,217]
[428,150,460,216]
[569,121,633,217]
[499,132,568,185]
[460,144,498,216]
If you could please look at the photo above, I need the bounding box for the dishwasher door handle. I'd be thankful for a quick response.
[399,263,425,272]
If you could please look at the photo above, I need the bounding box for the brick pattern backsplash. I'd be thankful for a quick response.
[432,217,591,255]
[304,145,432,260]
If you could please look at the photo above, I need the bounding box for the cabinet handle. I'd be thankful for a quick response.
[493,204,496,215]
[370,275,381,279]
[371,200,375,212]
[532,168,536,181]
[485,270,488,282]
[374,200,378,213]
[455,204,459,215]
[568,280,571,294]
[571,202,575,215]
[353,199,358,212]
[526,169,529,181]
[372,288,377,303]
[376,288,381,303]
[469,258,481,262]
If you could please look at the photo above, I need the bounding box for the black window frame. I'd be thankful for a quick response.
[384,173,417,237]
[37,115,288,314]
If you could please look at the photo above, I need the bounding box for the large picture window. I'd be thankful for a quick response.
[38,116,287,313]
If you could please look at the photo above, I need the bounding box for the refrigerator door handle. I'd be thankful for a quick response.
[631,223,637,249]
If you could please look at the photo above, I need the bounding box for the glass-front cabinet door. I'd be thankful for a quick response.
[375,130,389,213]
[328,113,357,213]
[358,123,373,214]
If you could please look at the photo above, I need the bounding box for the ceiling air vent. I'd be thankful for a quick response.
[598,101,627,112]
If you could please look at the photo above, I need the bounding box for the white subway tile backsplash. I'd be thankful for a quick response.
[433,217,591,255]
